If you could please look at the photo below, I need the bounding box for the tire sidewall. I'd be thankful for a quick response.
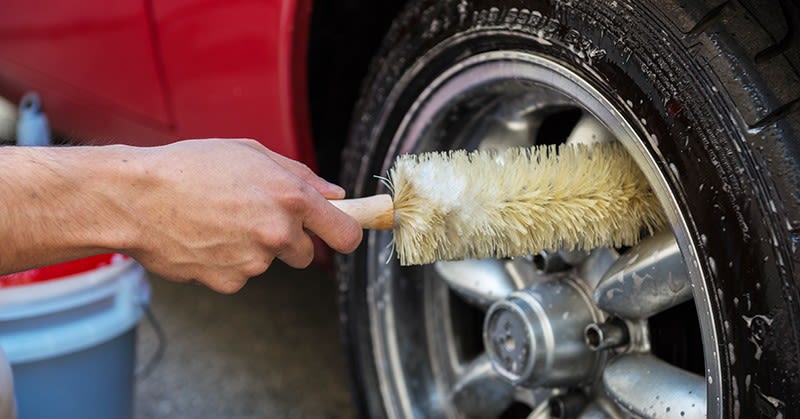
[339,1,800,417]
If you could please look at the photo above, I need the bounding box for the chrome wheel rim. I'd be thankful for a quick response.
[365,51,720,418]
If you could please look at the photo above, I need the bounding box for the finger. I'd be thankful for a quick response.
[302,194,364,254]
[242,141,346,199]
[275,228,316,269]
[175,264,251,294]
[201,273,249,295]
[264,150,346,199]
[239,254,275,278]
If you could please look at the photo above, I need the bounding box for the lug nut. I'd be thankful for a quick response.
[584,318,630,351]
[532,250,568,273]
[548,391,588,419]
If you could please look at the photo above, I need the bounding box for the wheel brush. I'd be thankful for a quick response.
[331,142,667,266]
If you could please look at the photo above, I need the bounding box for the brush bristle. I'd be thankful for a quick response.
[387,142,667,266]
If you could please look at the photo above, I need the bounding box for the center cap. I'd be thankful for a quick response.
[486,306,531,377]
[483,276,602,387]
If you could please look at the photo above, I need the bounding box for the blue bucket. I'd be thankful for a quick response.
[0,255,149,419]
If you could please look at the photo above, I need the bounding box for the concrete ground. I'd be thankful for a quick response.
[134,264,355,419]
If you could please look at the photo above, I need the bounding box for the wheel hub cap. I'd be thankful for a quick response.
[483,275,602,387]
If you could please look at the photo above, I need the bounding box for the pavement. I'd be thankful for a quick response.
[134,264,355,419]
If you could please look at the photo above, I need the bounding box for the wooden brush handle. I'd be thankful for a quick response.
[329,194,394,230]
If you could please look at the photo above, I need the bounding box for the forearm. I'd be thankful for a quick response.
[0,139,362,292]
[0,145,140,273]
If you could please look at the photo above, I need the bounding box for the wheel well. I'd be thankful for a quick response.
[307,0,408,181]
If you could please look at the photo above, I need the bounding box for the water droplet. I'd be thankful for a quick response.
[670,163,680,178]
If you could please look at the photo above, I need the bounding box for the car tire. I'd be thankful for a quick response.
[337,0,800,417]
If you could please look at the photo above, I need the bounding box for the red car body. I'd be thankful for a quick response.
[0,0,315,165]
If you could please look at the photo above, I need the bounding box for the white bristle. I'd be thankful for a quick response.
[388,142,667,266]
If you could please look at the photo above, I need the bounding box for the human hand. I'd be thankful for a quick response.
[116,139,362,293]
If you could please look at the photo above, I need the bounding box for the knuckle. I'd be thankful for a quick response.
[298,167,320,184]
[294,161,313,176]
[241,138,261,148]
[242,258,271,277]
[216,280,246,295]
[298,247,314,268]
[286,246,314,269]
[202,273,247,294]
[283,184,311,213]
[269,227,294,250]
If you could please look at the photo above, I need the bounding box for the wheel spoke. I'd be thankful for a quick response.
[450,354,514,418]
[603,354,706,418]
[434,259,518,309]
[566,112,615,145]
[593,230,692,319]
[575,401,617,419]
[575,248,619,290]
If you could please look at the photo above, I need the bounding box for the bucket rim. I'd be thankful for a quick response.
[0,254,129,288]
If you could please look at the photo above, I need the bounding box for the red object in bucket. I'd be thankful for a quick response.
[0,254,127,288]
